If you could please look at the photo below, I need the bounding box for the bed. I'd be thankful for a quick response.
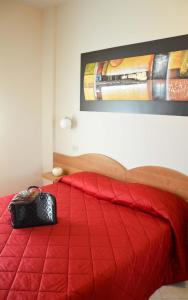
[0,153,188,300]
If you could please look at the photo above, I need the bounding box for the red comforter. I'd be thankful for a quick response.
[0,172,187,300]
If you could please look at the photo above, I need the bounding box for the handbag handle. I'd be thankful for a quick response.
[27,186,42,193]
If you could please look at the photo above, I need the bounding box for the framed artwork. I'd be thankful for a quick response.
[80,34,188,116]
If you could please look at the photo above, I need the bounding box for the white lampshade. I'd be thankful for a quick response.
[60,117,72,129]
[52,167,63,177]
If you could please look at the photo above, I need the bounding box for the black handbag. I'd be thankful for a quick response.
[8,186,57,228]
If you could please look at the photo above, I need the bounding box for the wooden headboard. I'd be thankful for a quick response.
[53,152,188,202]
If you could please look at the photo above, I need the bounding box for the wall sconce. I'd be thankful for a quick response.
[60,117,72,129]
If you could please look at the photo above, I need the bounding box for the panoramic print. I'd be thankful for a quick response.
[84,50,188,101]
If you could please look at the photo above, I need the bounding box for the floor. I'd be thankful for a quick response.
[149,281,188,300]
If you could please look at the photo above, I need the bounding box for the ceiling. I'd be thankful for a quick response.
[18,0,66,8]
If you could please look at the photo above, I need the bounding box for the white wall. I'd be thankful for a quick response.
[55,0,188,175]
[0,0,42,196]
[41,7,56,175]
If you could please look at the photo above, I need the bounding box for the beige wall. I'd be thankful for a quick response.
[0,0,42,196]
[41,7,56,177]
[1,0,188,197]
[55,0,188,174]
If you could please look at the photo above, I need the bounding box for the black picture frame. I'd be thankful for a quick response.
[80,34,188,116]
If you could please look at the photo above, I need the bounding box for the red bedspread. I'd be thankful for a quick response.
[0,172,187,300]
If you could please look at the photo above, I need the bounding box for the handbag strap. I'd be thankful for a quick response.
[8,186,42,212]
[27,186,42,193]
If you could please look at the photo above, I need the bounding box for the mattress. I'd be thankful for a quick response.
[0,171,187,300]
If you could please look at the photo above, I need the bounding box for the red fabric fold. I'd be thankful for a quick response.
[62,171,188,282]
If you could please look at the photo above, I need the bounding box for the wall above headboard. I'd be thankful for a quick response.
[51,0,188,175]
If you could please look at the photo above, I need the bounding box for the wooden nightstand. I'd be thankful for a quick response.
[42,171,63,183]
